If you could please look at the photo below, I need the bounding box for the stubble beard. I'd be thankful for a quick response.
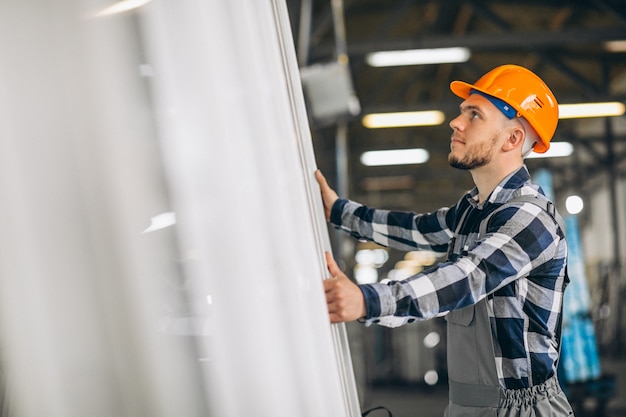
[448,135,497,170]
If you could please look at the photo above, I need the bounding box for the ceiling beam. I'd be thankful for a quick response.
[466,0,602,97]
[591,0,626,27]
[308,28,626,59]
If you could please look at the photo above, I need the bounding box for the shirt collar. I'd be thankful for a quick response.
[465,166,531,207]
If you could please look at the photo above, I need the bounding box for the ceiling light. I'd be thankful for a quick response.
[366,47,471,67]
[93,0,152,17]
[558,102,625,119]
[526,142,573,159]
[355,249,389,267]
[424,370,439,386]
[604,40,626,53]
[362,110,445,128]
[565,195,584,215]
[361,148,429,166]
[354,265,379,284]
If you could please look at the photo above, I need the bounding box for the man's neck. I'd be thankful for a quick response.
[470,162,523,205]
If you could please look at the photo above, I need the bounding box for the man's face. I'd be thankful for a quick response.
[447,94,509,170]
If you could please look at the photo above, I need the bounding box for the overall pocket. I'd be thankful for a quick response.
[445,304,480,384]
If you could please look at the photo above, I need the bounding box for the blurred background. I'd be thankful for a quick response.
[0,1,625,416]
[285,1,626,416]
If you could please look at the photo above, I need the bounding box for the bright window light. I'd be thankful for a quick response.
[366,47,471,67]
[362,110,445,128]
[566,195,584,215]
[558,102,625,119]
[526,142,573,159]
[361,148,429,166]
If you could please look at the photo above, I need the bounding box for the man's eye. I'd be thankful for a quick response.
[471,111,480,119]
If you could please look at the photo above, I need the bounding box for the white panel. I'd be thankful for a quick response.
[139,0,361,415]
[0,0,360,416]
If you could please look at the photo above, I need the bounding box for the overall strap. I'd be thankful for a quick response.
[478,193,569,366]
[478,194,566,238]
[446,202,473,262]
[447,194,569,410]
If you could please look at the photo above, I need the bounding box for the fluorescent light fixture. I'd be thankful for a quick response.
[526,142,573,159]
[93,0,152,17]
[604,40,626,53]
[558,102,625,119]
[366,47,471,67]
[361,148,429,166]
[363,110,445,128]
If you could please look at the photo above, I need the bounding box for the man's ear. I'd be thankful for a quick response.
[503,123,525,152]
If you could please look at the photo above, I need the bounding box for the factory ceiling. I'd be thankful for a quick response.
[285,0,626,216]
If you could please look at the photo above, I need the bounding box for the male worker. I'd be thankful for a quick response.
[316,64,574,416]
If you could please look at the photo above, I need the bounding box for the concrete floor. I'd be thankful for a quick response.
[361,356,626,417]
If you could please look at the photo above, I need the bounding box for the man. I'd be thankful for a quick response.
[316,65,574,416]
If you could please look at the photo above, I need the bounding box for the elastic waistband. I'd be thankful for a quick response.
[500,376,563,407]
[449,376,563,408]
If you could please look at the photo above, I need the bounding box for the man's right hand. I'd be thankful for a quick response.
[315,170,339,222]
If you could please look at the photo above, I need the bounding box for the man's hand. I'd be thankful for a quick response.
[315,170,338,222]
[323,252,366,323]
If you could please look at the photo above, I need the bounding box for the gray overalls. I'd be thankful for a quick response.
[443,195,574,417]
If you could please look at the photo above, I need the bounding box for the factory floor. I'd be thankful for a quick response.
[361,355,626,417]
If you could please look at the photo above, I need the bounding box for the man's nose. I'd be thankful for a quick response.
[449,114,463,131]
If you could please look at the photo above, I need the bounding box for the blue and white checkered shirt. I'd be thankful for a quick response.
[330,166,568,389]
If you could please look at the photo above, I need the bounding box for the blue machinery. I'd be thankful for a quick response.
[534,169,616,416]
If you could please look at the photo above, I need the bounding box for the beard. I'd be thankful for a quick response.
[448,135,497,170]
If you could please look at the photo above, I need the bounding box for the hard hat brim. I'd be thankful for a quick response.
[450,80,476,99]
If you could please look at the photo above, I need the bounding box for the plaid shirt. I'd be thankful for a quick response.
[330,166,568,389]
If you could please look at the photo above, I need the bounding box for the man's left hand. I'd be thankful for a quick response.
[323,252,367,323]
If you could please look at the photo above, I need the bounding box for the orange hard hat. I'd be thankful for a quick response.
[450,64,559,153]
